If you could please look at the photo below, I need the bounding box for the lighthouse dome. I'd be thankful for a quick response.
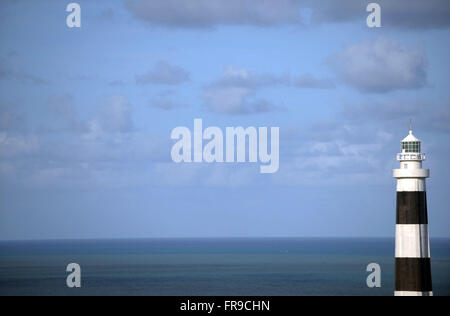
[401,130,421,153]
[402,130,420,142]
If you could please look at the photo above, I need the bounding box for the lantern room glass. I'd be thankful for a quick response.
[402,141,421,153]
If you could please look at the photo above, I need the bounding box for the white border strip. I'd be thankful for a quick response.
[395,291,433,296]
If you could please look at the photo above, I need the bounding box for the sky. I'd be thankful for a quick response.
[0,0,449,240]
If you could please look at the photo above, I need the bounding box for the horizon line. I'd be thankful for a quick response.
[1,236,450,243]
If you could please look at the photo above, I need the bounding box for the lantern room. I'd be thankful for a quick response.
[401,130,421,153]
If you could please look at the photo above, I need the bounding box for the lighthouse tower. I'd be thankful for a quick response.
[393,128,432,296]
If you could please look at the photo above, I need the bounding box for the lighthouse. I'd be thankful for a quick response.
[393,128,432,296]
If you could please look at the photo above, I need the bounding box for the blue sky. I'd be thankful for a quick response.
[0,0,449,240]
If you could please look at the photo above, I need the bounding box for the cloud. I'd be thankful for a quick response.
[0,104,27,132]
[109,80,125,86]
[148,90,188,110]
[281,97,450,187]
[126,0,302,28]
[43,94,134,136]
[0,92,178,189]
[66,74,94,81]
[211,66,289,88]
[125,0,450,30]
[215,66,334,90]
[309,0,450,30]
[98,95,134,133]
[327,37,428,93]
[0,127,172,189]
[42,94,134,135]
[203,66,333,114]
[341,100,421,122]
[150,99,187,110]
[76,95,134,141]
[0,56,50,85]
[154,163,257,187]
[203,86,275,115]
[427,103,450,134]
[0,57,12,78]
[275,95,450,187]
[340,99,450,134]
[0,102,171,188]
[294,73,335,89]
[136,61,189,85]
[98,8,115,20]
[203,67,282,114]
[0,132,39,158]
[274,127,394,187]
[47,93,87,133]
[203,66,335,114]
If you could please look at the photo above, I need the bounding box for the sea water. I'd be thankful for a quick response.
[0,238,449,296]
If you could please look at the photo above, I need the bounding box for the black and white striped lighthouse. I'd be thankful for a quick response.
[393,128,432,296]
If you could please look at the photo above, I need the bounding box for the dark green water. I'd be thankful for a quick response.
[0,238,449,296]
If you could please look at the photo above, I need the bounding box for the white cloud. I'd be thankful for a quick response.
[0,55,50,85]
[0,104,26,132]
[213,66,289,88]
[294,73,335,89]
[203,67,282,114]
[327,37,428,93]
[203,66,333,114]
[99,95,133,133]
[136,61,189,85]
[47,93,87,132]
[203,86,274,115]
[0,132,39,158]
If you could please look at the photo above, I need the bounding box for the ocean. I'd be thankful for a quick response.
[0,238,449,296]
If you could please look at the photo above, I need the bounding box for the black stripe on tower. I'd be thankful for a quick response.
[395,258,433,292]
[396,192,428,224]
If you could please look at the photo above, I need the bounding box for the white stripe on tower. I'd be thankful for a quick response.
[395,224,430,258]
[393,128,432,296]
